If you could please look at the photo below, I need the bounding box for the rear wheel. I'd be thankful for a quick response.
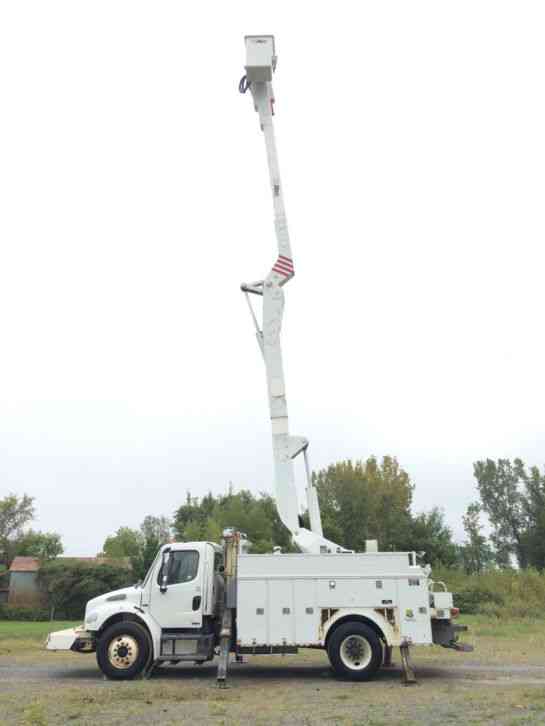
[96,621,150,680]
[327,622,383,681]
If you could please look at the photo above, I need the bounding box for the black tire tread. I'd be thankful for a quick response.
[96,621,150,681]
[327,621,383,681]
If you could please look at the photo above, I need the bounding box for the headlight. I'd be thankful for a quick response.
[85,611,98,625]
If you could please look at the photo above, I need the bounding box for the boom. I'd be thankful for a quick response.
[240,36,346,555]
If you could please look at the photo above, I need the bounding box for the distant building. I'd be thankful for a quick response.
[8,556,42,605]
[6,556,130,606]
[0,567,11,605]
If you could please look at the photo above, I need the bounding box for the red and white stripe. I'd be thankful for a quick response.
[272,255,294,277]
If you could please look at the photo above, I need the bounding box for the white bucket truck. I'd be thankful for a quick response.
[46,36,470,685]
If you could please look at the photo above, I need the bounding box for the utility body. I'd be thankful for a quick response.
[46,36,470,684]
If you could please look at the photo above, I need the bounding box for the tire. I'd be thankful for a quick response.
[96,621,150,680]
[327,622,383,681]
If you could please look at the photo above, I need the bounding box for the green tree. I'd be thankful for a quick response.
[257,493,295,551]
[170,459,461,563]
[0,494,35,565]
[135,537,162,580]
[203,517,223,544]
[140,515,171,544]
[101,527,143,560]
[173,489,296,553]
[101,518,172,580]
[136,515,172,577]
[519,464,545,571]
[214,490,274,552]
[182,519,207,542]
[474,459,532,568]
[15,530,63,561]
[404,508,458,567]
[313,457,413,552]
[459,502,494,574]
[173,493,205,539]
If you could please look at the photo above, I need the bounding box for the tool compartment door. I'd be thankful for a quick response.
[294,579,319,645]
[237,580,268,646]
[397,576,432,644]
[268,579,295,645]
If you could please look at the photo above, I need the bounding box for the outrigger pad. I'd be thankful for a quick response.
[451,642,474,652]
[399,645,417,686]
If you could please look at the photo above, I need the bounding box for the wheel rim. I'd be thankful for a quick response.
[339,634,373,671]
[107,635,139,669]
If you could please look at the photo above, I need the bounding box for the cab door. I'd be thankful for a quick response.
[149,547,204,629]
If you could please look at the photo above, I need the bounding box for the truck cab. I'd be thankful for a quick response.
[138,541,220,629]
[47,542,224,679]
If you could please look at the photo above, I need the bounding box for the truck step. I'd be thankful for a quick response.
[160,633,214,659]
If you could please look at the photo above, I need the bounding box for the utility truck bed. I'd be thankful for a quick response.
[237,553,433,649]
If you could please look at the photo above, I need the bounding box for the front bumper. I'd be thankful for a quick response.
[45,627,96,653]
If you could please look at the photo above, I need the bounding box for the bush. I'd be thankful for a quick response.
[453,586,504,614]
[38,560,134,620]
[0,605,50,621]
[433,566,545,618]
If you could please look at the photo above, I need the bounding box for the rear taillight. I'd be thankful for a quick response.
[450,607,460,618]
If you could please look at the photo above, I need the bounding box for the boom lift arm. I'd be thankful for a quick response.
[240,36,347,555]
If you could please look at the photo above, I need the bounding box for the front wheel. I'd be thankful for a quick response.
[96,621,150,680]
[327,622,383,681]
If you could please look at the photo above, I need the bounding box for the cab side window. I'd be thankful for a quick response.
[157,550,199,586]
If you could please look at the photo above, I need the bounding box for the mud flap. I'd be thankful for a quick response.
[383,645,394,668]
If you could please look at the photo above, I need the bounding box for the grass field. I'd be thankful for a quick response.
[2,617,545,725]
[0,620,79,656]
[0,621,79,640]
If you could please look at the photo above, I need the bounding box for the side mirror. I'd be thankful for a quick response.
[160,548,171,594]
[218,565,225,574]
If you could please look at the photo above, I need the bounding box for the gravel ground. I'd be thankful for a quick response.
[2,650,545,725]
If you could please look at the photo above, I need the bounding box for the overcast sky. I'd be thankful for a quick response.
[1,2,544,556]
